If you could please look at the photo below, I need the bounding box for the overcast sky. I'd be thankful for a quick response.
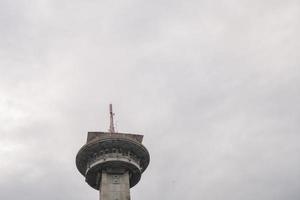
[0,0,300,200]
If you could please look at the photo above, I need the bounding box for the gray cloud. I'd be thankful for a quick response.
[0,0,300,200]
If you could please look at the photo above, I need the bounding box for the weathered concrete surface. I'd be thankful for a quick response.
[87,132,144,143]
[76,131,150,200]
[100,170,130,200]
[76,132,150,190]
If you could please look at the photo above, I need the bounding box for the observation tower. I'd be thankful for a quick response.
[76,105,150,200]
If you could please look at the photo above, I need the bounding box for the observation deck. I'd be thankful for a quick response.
[76,131,150,190]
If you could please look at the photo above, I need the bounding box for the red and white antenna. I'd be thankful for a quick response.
[109,104,115,133]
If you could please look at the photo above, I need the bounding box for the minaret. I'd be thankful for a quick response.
[76,105,150,200]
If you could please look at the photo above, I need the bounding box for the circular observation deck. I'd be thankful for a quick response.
[76,133,150,190]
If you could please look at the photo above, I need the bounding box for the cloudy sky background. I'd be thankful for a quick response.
[0,0,300,199]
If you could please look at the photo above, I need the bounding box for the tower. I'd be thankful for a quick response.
[76,105,150,200]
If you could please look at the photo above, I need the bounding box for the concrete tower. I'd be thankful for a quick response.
[76,105,150,200]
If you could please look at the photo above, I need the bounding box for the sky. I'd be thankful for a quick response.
[0,0,300,200]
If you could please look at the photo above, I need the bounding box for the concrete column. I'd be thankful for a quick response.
[100,170,130,200]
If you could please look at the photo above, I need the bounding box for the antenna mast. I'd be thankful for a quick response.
[109,104,115,133]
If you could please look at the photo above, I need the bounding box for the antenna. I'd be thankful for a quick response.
[109,104,115,133]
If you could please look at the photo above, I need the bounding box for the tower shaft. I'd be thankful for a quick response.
[100,170,130,200]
